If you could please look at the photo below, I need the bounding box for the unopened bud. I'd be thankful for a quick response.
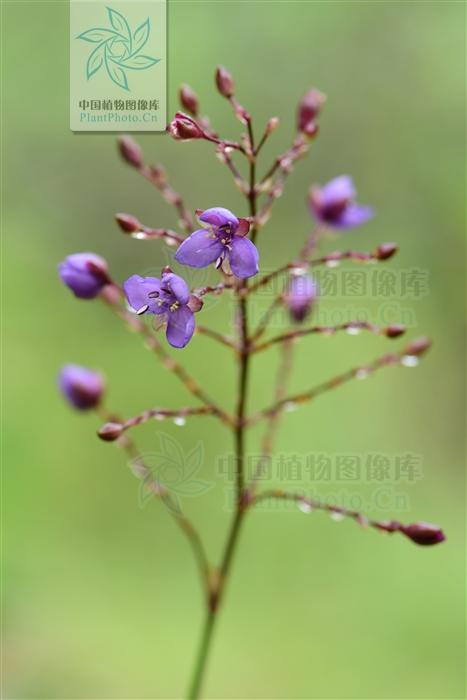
[188,295,204,313]
[215,65,235,97]
[266,117,280,134]
[167,112,205,141]
[285,274,318,323]
[403,336,432,357]
[402,522,445,546]
[179,84,199,116]
[385,324,406,339]
[115,213,142,233]
[149,164,167,187]
[375,242,398,260]
[118,135,143,168]
[98,422,124,442]
[302,121,319,140]
[59,365,104,411]
[58,253,110,299]
[297,89,326,132]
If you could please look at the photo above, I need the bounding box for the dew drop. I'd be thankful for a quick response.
[298,499,313,514]
[166,238,177,247]
[291,266,308,276]
[284,401,298,413]
[346,325,361,336]
[355,368,369,380]
[330,510,345,522]
[325,260,340,268]
[154,413,165,421]
[401,355,419,368]
[133,231,147,240]
[173,416,186,427]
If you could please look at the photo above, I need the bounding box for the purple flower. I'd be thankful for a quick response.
[123,270,196,349]
[285,274,318,323]
[58,253,110,299]
[309,176,374,229]
[59,364,104,410]
[175,207,259,279]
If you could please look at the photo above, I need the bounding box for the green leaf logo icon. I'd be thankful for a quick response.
[76,6,160,91]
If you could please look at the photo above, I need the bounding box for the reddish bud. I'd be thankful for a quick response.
[266,117,280,134]
[375,242,398,260]
[167,112,205,141]
[179,84,199,116]
[297,89,326,132]
[302,121,320,140]
[385,324,406,339]
[403,336,432,357]
[401,522,445,546]
[115,213,142,233]
[149,164,167,187]
[98,422,124,442]
[215,65,235,97]
[188,295,203,313]
[118,135,143,169]
[236,218,251,236]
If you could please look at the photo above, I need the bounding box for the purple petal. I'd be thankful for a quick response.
[166,306,195,348]
[228,236,259,279]
[320,175,356,206]
[175,229,224,268]
[58,252,108,299]
[337,204,374,228]
[59,364,104,410]
[162,272,190,305]
[123,275,162,314]
[286,274,318,322]
[199,207,239,230]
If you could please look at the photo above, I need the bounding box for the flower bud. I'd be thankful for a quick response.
[285,274,318,323]
[149,164,167,187]
[98,422,124,441]
[403,336,432,357]
[385,324,406,339]
[215,65,235,98]
[58,364,104,410]
[118,135,143,169]
[401,522,445,546]
[375,242,398,260]
[179,84,199,116]
[297,89,326,132]
[167,112,205,141]
[302,121,319,140]
[58,252,110,299]
[188,295,204,313]
[115,213,142,233]
[266,117,280,134]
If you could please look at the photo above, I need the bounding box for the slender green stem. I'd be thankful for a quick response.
[186,120,258,700]
[187,609,217,700]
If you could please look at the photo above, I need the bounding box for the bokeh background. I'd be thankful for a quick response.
[4,1,465,698]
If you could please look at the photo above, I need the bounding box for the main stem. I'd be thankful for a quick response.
[187,141,257,700]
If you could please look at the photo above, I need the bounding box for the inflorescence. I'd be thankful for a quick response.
[58,65,445,700]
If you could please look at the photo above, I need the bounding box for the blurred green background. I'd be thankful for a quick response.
[4,1,465,698]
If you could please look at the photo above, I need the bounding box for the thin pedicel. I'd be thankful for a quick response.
[58,67,445,700]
